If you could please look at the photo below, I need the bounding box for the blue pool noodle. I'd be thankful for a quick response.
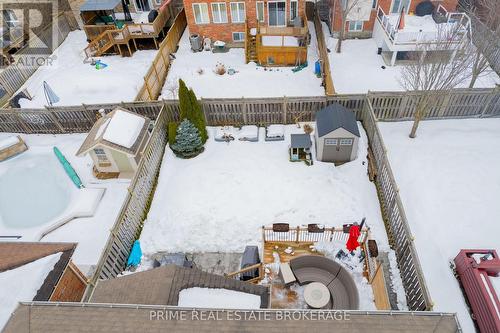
[53,146,84,189]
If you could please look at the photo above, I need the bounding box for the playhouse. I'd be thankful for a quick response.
[289,133,312,165]
[315,103,360,164]
[76,107,150,179]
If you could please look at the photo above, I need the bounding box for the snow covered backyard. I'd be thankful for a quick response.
[160,23,324,99]
[140,124,389,255]
[379,119,500,332]
[321,24,500,94]
[15,30,156,108]
[0,133,128,274]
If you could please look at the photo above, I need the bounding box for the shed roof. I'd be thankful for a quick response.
[290,134,312,149]
[80,0,121,12]
[316,103,360,137]
[76,107,150,157]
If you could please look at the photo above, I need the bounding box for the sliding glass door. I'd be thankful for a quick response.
[268,1,286,26]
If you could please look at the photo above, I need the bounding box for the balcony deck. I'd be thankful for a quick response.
[374,5,470,52]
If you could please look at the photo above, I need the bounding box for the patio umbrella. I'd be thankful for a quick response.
[397,7,406,30]
[43,81,59,106]
[346,223,361,252]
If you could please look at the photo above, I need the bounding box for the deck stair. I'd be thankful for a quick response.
[83,4,172,59]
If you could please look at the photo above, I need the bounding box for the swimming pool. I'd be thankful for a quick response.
[0,154,73,230]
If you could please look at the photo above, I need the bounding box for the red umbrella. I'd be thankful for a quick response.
[397,7,406,30]
[346,224,360,252]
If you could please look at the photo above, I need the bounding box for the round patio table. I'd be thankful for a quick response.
[304,282,330,309]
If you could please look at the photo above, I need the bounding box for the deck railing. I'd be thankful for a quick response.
[375,5,470,46]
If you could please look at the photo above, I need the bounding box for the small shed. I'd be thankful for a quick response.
[76,107,150,179]
[315,103,360,163]
[290,134,312,165]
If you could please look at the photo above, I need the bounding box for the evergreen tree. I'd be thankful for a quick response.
[171,119,203,158]
[177,79,208,143]
[188,88,208,143]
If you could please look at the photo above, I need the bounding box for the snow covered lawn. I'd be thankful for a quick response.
[160,23,324,99]
[0,133,129,274]
[178,287,261,309]
[16,30,157,108]
[321,24,500,94]
[379,119,500,332]
[140,124,389,256]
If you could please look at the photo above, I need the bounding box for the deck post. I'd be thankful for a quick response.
[295,226,300,243]
[390,51,397,66]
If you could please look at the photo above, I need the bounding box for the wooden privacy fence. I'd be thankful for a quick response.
[313,8,335,95]
[135,9,187,101]
[83,106,169,299]
[0,12,77,107]
[361,98,432,311]
[1,88,499,134]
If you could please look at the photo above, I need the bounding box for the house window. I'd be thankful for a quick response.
[390,0,410,14]
[230,2,245,23]
[290,0,298,21]
[211,3,228,23]
[348,21,363,32]
[192,3,209,24]
[268,1,286,26]
[340,138,353,145]
[232,32,245,42]
[325,138,338,146]
[372,0,377,9]
[256,2,265,23]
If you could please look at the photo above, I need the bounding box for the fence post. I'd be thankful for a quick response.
[479,87,499,118]
[283,96,288,124]
[45,106,66,133]
[295,226,300,243]
[242,97,247,124]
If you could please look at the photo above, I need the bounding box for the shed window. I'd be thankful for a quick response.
[94,148,111,167]
[325,138,338,146]
[340,138,353,145]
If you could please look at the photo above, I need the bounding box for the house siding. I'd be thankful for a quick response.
[184,0,306,44]
[328,0,459,38]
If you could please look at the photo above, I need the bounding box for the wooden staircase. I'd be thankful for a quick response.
[83,5,172,59]
[245,20,258,63]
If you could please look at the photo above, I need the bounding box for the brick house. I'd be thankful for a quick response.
[327,0,459,38]
[182,0,310,66]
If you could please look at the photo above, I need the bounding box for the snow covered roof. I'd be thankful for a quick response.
[80,0,121,12]
[0,242,76,330]
[316,103,360,137]
[90,264,269,307]
[76,107,150,157]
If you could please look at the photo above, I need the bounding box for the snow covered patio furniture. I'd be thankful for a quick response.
[214,126,237,142]
[289,255,359,310]
[265,125,285,141]
[76,107,151,179]
[0,136,28,162]
[238,126,259,142]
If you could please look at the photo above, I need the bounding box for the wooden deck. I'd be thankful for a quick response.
[263,240,322,265]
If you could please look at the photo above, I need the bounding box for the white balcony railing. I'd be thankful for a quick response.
[376,5,471,46]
